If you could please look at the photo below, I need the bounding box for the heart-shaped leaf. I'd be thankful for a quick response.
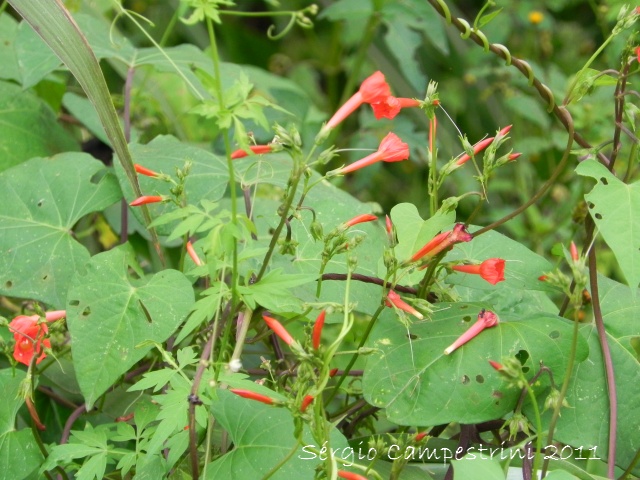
[576,160,640,290]
[545,276,640,472]
[66,246,194,408]
[363,305,588,425]
[207,389,348,479]
[0,155,121,307]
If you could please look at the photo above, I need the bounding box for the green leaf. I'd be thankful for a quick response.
[0,14,21,83]
[391,202,456,263]
[0,430,43,480]
[0,80,79,172]
[0,155,121,307]
[362,306,588,425]
[206,389,349,479]
[237,269,316,311]
[15,20,62,88]
[114,135,229,237]
[382,16,427,92]
[318,0,373,21]
[62,92,109,145]
[66,246,194,408]
[576,160,640,290]
[548,276,640,472]
[0,369,26,435]
[452,454,506,480]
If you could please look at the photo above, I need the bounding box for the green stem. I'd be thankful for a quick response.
[541,311,581,477]
[325,305,385,404]
[262,440,301,480]
[256,169,304,281]
[205,17,239,308]
[523,380,544,479]
[563,32,617,105]
[416,251,446,299]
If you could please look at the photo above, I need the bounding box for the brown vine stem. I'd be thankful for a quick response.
[322,273,417,295]
[426,0,610,167]
[588,242,618,479]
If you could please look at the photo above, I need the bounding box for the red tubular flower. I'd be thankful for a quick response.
[9,315,51,366]
[344,214,378,228]
[570,241,579,262]
[489,360,504,371]
[385,290,424,319]
[186,241,203,266]
[312,311,326,350]
[230,145,273,160]
[371,96,420,120]
[444,309,499,355]
[300,395,314,412]
[456,137,495,166]
[452,258,506,285]
[636,46,640,63]
[325,71,391,130]
[263,314,294,346]
[410,224,472,262]
[337,471,368,480]
[414,432,428,441]
[338,132,409,174]
[130,195,163,207]
[229,389,276,405]
[134,164,160,177]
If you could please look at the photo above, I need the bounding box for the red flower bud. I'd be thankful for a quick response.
[489,360,504,371]
[570,241,579,262]
[456,137,494,166]
[186,241,203,266]
[385,290,424,319]
[263,314,294,346]
[508,153,522,161]
[230,145,273,160]
[411,224,472,262]
[130,195,163,207]
[414,432,428,441]
[300,395,314,412]
[229,389,276,405]
[344,214,378,228]
[337,471,368,480]
[134,164,160,177]
[329,368,339,377]
[312,311,326,350]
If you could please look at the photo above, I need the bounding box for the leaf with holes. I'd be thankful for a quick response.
[66,246,194,409]
[206,389,349,479]
[539,276,640,473]
[362,305,588,425]
[576,160,640,290]
[0,154,121,307]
